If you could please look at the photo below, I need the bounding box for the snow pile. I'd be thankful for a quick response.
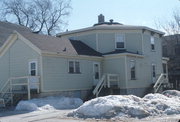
[15,96,83,111]
[69,90,180,119]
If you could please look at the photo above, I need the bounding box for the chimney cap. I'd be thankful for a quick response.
[109,19,114,23]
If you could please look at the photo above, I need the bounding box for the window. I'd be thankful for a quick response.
[68,61,81,74]
[69,61,74,73]
[152,64,156,79]
[29,61,37,76]
[115,34,125,49]
[75,61,80,73]
[130,60,136,80]
[151,36,155,51]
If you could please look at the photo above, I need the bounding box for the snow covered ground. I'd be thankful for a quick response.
[0,90,180,122]
[15,96,83,111]
[69,90,180,119]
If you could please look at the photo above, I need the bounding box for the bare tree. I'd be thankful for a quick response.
[1,0,71,35]
[155,10,180,35]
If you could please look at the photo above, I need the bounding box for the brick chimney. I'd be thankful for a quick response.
[98,14,105,23]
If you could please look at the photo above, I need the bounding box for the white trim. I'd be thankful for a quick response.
[29,60,38,76]
[104,53,144,59]
[42,51,103,60]
[115,33,126,49]
[57,25,165,36]
[40,55,44,92]
[0,34,17,58]
[124,56,128,87]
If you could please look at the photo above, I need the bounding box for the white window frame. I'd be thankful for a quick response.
[151,36,155,51]
[68,60,81,74]
[130,60,136,80]
[115,34,125,49]
[29,60,38,76]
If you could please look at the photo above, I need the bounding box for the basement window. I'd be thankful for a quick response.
[68,61,81,74]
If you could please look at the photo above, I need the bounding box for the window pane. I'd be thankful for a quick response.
[94,64,99,79]
[116,34,124,49]
[151,44,155,50]
[75,61,80,73]
[152,65,156,77]
[31,62,36,70]
[130,61,135,79]
[116,42,124,48]
[31,70,36,76]
[151,37,155,50]
[69,61,74,73]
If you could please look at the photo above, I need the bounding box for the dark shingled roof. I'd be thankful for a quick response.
[70,39,102,56]
[0,21,31,47]
[17,31,102,57]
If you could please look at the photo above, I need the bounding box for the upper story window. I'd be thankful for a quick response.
[130,60,136,80]
[115,34,125,49]
[151,36,155,51]
[68,61,81,74]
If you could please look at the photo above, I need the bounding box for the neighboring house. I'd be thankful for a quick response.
[0,15,170,107]
[162,34,180,90]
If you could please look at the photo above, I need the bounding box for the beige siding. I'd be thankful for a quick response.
[103,57,127,88]
[9,39,41,77]
[125,33,142,54]
[42,56,101,92]
[0,39,40,90]
[126,56,151,88]
[98,33,115,53]
[143,34,163,76]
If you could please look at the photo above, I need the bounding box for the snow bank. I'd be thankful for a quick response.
[15,96,83,111]
[69,90,180,119]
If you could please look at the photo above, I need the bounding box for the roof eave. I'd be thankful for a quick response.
[57,25,165,36]
[41,50,103,59]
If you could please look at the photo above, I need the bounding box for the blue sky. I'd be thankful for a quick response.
[66,0,180,31]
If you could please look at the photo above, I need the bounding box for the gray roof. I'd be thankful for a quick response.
[18,31,102,57]
[57,24,165,36]
[0,21,101,57]
[0,21,31,47]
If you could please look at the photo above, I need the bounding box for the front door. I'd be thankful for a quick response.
[93,62,100,85]
[29,60,38,89]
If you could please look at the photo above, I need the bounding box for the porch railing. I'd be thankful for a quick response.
[0,76,40,107]
[153,73,168,93]
[93,74,119,97]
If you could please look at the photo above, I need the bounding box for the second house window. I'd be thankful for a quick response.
[69,61,81,74]
[115,34,125,49]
